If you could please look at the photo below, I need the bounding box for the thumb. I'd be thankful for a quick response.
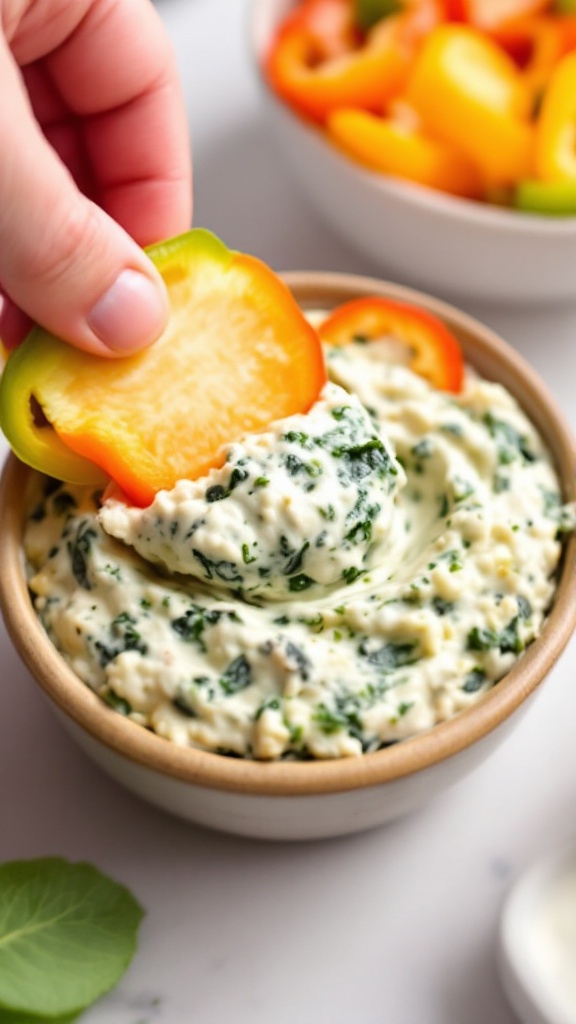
[0,41,169,357]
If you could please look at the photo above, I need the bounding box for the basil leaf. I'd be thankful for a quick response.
[0,858,144,1018]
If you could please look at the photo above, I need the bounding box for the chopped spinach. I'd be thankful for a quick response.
[467,616,524,655]
[220,655,252,695]
[192,549,243,584]
[254,697,281,720]
[483,412,537,464]
[95,613,148,667]
[103,690,133,715]
[358,639,418,670]
[462,668,486,693]
[67,521,98,590]
[288,573,315,592]
[285,641,311,680]
[53,491,78,516]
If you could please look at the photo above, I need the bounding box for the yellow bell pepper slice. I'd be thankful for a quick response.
[327,108,482,197]
[407,24,534,187]
[0,230,327,507]
[535,50,576,180]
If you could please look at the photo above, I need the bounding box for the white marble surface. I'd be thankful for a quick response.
[1,1,576,1021]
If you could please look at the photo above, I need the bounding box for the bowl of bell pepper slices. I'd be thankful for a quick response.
[252,0,576,303]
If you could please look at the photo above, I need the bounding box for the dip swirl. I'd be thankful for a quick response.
[24,333,573,760]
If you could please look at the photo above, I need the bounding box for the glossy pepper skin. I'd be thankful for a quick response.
[318,296,464,392]
[265,0,414,122]
[0,230,327,507]
[407,24,534,187]
[535,50,576,180]
[327,107,482,197]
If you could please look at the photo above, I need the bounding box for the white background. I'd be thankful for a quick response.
[1,1,576,1021]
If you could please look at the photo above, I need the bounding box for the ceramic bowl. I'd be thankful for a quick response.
[0,273,575,842]
[251,0,576,305]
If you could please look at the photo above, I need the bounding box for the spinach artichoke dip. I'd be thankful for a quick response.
[23,321,573,760]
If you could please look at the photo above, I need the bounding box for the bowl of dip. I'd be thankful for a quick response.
[0,272,574,841]
[251,0,576,306]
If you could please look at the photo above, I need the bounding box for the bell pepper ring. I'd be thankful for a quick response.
[327,107,482,197]
[318,296,464,393]
[535,49,576,180]
[0,229,327,507]
[264,0,413,123]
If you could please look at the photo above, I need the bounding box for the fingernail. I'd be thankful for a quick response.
[88,269,168,352]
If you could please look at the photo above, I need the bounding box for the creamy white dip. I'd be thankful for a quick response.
[24,329,573,760]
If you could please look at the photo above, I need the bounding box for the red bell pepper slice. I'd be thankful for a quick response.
[318,297,464,392]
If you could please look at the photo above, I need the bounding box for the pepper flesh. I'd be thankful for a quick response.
[318,296,464,392]
[535,49,576,179]
[407,24,534,186]
[327,107,482,196]
[0,230,327,507]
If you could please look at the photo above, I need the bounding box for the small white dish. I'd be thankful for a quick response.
[499,838,576,1024]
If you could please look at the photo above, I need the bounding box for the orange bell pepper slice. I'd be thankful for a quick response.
[535,50,576,180]
[318,296,464,392]
[407,24,534,187]
[0,230,327,507]
[264,0,413,123]
[327,107,482,197]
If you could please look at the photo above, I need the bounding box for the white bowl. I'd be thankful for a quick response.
[1,274,575,841]
[499,838,576,1024]
[251,0,576,305]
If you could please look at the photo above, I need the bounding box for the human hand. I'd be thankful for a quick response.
[0,0,192,356]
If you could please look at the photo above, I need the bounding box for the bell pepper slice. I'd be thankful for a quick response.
[407,24,534,187]
[318,297,464,392]
[0,229,327,507]
[265,0,413,123]
[327,107,482,197]
[514,177,576,211]
[535,50,576,179]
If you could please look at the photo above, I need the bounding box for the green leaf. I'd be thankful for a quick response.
[0,858,144,1018]
[355,0,402,31]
